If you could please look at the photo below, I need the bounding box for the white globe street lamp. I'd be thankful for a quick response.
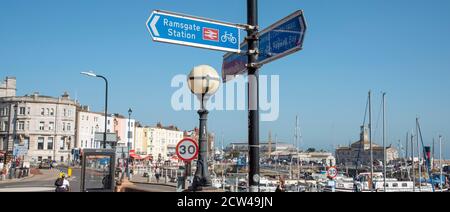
[187,65,220,190]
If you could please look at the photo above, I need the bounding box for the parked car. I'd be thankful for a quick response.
[39,159,51,169]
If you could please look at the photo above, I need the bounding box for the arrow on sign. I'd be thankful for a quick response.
[149,15,160,36]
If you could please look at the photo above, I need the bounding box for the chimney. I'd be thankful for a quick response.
[62,91,70,99]
[32,92,39,99]
[0,76,17,98]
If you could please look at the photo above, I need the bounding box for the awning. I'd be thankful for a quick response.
[130,154,153,160]
[130,154,142,160]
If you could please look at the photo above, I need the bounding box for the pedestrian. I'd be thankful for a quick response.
[102,174,111,189]
[275,176,286,192]
[155,166,161,183]
[55,174,70,192]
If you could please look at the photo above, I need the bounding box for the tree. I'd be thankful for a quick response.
[306,148,316,153]
[226,149,240,159]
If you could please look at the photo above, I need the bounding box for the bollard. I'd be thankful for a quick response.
[68,168,72,178]
[165,169,168,184]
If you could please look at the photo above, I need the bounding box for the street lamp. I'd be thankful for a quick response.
[81,71,108,149]
[187,65,220,190]
[127,108,133,179]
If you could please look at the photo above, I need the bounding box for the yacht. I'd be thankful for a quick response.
[324,172,436,192]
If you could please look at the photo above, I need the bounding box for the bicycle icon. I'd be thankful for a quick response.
[221,32,237,44]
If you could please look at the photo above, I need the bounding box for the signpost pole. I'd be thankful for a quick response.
[247,0,260,193]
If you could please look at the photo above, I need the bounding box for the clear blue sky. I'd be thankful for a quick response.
[1,0,450,157]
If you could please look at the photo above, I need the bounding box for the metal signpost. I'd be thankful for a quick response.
[146,4,307,193]
[176,138,199,191]
[146,10,244,53]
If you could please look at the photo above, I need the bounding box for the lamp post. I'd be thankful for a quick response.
[81,71,108,149]
[127,108,132,179]
[187,65,220,191]
[11,104,18,177]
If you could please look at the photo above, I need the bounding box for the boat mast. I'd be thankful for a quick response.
[417,118,435,192]
[382,92,387,192]
[406,132,410,181]
[369,90,374,192]
[411,132,415,192]
[295,116,300,181]
[416,118,421,192]
[439,135,443,192]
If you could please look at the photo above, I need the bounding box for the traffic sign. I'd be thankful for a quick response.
[222,10,307,82]
[176,138,199,162]
[327,166,338,179]
[146,10,243,53]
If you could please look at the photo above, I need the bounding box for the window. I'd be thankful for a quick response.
[47,137,53,150]
[50,108,54,116]
[37,137,44,150]
[393,183,398,188]
[27,107,30,115]
[19,107,26,115]
[18,121,25,131]
[68,109,72,117]
[402,183,408,187]
[81,115,84,121]
[41,108,45,116]
[60,156,64,162]
[0,108,4,116]
[39,122,45,131]
[1,121,7,131]
[63,109,67,117]
[60,137,65,150]
[46,108,50,116]
[67,123,71,131]
[62,123,66,131]
[38,156,43,162]
[86,116,89,121]
[49,122,54,131]
[26,121,30,130]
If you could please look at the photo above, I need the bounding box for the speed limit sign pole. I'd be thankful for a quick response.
[176,138,199,190]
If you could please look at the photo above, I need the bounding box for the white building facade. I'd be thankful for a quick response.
[148,124,183,161]
[0,91,78,164]
[76,107,105,149]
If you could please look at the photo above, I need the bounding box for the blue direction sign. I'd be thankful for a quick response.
[222,10,307,82]
[146,10,243,53]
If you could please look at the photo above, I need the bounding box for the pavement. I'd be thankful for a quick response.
[0,166,81,192]
[0,166,178,192]
[128,173,177,192]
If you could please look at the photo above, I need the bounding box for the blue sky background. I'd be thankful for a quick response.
[1,0,450,157]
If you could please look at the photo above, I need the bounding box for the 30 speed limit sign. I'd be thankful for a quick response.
[176,138,199,162]
[327,166,338,179]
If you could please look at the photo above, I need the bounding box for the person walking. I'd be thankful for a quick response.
[155,166,161,183]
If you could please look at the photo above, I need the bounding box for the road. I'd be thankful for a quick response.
[0,166,81,192]
[0,166,177,192]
